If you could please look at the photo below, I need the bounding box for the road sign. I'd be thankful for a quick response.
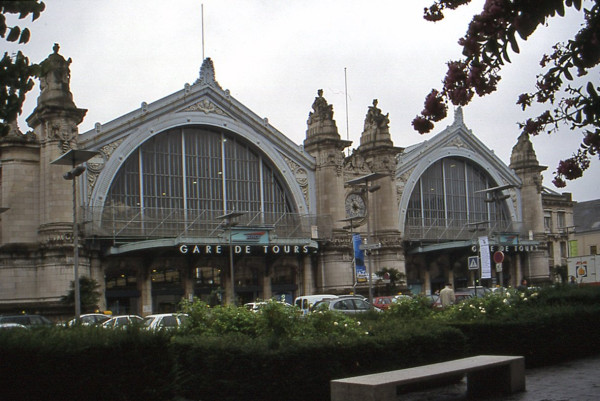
[468,256,480,270]
[360,243,382,250]
[493,251,505,264]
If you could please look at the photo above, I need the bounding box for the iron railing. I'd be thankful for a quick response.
[82,206,332,242]
[404,217,524,241]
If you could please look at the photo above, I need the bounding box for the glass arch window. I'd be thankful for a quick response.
[105,126,296,236]
[405,157,511,240]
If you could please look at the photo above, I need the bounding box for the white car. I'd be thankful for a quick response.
[244,301,294,313]
[101,315,143,329]
[143,313,188,331]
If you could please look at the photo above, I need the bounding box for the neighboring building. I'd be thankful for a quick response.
[541,188,575,273]
[0,47,557,317]
[573,200,600,257]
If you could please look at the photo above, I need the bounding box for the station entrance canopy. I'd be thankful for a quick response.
[407,235,540,255]
[83,207,326,256]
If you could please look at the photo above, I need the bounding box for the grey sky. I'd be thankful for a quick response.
[7,0,598,201]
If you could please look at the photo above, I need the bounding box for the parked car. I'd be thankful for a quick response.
[312,296,381,314]
[373,296,395,310]
[66,313,111,327]
[244,301,294,313]
[431,291,473,308]
[0,322,28,330]
[0,314,53,327]
[143,313,188,331]
[101,315,143,329]
[456,286,492,298]
[294,294,338,315]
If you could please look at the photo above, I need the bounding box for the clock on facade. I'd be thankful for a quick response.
[345,193,367,219]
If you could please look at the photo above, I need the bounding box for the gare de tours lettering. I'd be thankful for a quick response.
[179,244,312,255]
[470,244,539,253]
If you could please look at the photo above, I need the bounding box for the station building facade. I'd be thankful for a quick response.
[0,47,552,317]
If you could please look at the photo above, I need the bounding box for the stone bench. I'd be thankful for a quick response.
[330,355,525,401]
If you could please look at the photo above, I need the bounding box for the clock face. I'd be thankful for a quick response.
[345,193,366,219]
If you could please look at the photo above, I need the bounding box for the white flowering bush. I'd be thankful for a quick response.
[438,289,528,321]
[386,295,433,320]
[303,310,368,338]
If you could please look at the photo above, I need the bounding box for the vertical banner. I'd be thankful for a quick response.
[353,234,368,283]
[479,236,492,279]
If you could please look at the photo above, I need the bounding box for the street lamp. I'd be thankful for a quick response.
[562,225,576,259]
[216,211,245,305]
[51,149,98,322]
[345,173,386,306]
[341,216,363,292]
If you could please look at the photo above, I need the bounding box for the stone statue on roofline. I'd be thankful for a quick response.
[364,99,390,132]
[307,89,334,125]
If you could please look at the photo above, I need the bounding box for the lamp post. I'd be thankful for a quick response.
[345,173,386,307]
[51,149,98,322]
[562,225,576,259]
[216,211,245,305]
[341,216,363,292]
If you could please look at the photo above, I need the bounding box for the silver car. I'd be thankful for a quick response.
[313,296,381,314]
[143,313,188,331]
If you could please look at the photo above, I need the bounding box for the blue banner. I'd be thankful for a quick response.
[353,234,367,283]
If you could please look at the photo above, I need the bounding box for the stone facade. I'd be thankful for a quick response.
[0,49,558,318]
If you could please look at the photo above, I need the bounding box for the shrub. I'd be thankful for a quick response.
[386,295,433,320]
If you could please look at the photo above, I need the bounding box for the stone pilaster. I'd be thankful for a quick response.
[26,44,87,246]
[0,121,40,245]
[303,90,351,230]
[510,132,550,282]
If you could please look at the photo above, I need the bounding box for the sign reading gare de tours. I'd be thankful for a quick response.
[178,228,316,256]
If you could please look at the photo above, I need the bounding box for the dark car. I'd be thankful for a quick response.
[0,314,53,327]
[431,291,472,308]
[456,287,492,298]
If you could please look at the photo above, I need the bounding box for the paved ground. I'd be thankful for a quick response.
[401,354,600,401]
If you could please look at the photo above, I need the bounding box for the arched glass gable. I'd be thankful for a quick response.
[104,126,295,236]
[404,157,511,241]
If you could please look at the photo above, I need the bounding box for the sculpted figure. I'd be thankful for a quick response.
[308,89,334,124]
[364,99,390,131]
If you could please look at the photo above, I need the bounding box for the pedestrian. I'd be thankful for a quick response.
[439,283,455,307]
[518,279,528,291]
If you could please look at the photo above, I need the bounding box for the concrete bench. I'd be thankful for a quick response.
[330,355,525,401]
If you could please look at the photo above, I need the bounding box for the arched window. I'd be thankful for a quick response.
[405,157,511,240]
[104,126,295,237]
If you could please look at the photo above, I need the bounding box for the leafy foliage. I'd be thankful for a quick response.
[0,1,45,136]
[386,295,434,320]
[413,0,599,186]
[60,276,102,312]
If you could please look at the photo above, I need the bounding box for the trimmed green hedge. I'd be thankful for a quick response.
[452,305,600,367]
[0,326,174,401]
[170,322,465,401]
[2,287,600,400]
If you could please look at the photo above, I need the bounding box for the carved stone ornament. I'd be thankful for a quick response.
[448,137,466,148]
[283,155,310,208]
[181,99,227,116]
[86,138,125,201]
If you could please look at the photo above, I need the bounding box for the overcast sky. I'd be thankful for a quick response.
[6,0,598,201]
